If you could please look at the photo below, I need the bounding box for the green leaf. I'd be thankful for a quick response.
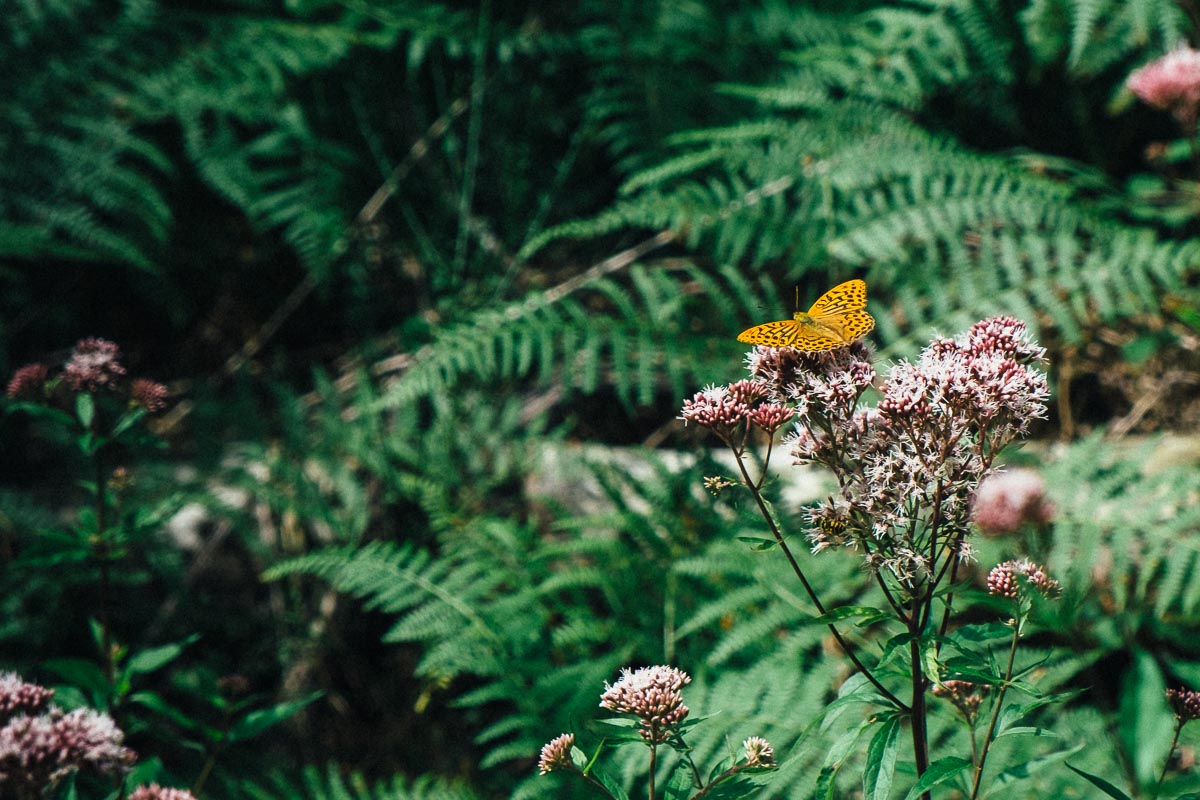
[902,756,971,800]
[759,497,784,535]
[226,691,323,742]
[864,714,901,800]
[878,633,916,669]
[127,690,204,733]
[4,402,75,428]
[112,408,147,438]
[1118,648,1173,786]
[993,726,1059,740]
[990,743,1082,790]
[42,658,109,700]
[952,622,1013,643]
[920,638,941,690]
[124,636,198,676]
[664,761,694,799]
[1064,763,1133,800]
[595,767,631,800]
[813,606,892,627]
[75,393,95,429]
[815,717,875,799]
[736,535,778,551]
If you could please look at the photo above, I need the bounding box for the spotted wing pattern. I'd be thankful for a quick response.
[736,279,875,351]
[808,279,868,317]
[835,309,875,341]
[736,319,805,348]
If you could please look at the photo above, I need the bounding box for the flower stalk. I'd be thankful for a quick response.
[681,316,1051,793]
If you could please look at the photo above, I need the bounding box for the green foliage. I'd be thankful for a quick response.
[1021,0,1188,75]
[237,764,480,800]
[10,0,1200,797]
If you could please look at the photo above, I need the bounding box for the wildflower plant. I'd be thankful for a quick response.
[5,339,171,683]
[679,316,1065,798]
[3,340,318,796]
[538,665,776,799]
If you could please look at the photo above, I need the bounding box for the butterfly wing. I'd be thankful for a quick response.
[808,279,868,317]
[837,309,875,341]
[788,328,845,351]
[737,280,874,350]
[737,320,800,347]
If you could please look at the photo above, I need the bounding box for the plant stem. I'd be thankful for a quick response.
[734,452,909,711]
[93,436,115,684]
[648,742,657,800]
[909,606,931,799]
[970,615,1022,800]
[1154,720,1184,793]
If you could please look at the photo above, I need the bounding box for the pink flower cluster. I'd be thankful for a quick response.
[129,783,198,800]
[742,735,775,767]
[599,665,691,743]
[0,707,134,791]
[63,338,127,392]
[932,679,988,720]
[5,364,48,400]
[971,468,1055,535]
[0,672,134,794]
[6,338,170,414]
[0,674,54,721]
[680,379,795,443]
[1168,687,1200,722]
[761,317,1049,581]
[986,559,1060,600]
[537,732,575,775]
[1127,46,1200,123]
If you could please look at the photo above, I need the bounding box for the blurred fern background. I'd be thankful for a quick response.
[4,0,1200,797]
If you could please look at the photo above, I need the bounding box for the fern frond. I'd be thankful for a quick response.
[238,764,480,800]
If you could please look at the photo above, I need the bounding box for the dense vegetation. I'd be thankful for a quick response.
[4,0,1200,798]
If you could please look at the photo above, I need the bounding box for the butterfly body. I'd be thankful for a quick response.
[737,279,875,351]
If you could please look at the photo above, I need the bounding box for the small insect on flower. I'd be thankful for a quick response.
[737,280,875,352]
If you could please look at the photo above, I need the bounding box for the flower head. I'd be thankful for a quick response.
[62,338,126,393]
[131,378,170,413]
[1168,687,1200,722]
[749,402,794,433]
[680,383,753,433]
[6,364,48,400]
[1128,46,1200,123]
[600,665,691,743]
[742,735,775,767]
[129,785,198,800]
[537,733,576,775]
[987,559,1060,600]
[777,318,1047,582]
[972,468,1055,535]
[932,679,988,720]
[0,706,134,791]
[0,674,54,724]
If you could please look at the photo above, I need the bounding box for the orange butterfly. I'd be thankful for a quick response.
[737,279,875,351]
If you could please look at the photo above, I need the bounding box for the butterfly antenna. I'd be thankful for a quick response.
[794,284,800,312]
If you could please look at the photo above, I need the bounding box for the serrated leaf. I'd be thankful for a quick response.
[127,690,204,733]
[226,691,322,742]
[124,636,198,676]
[864,714,901,800]
[990,743,1081,790]
[813,605,892,627]
[595,767,631,800]
[1118,649,1173,786]
[902,756,971,800]
[993,725,1058,740]
[42,658,109,699]
[1064,763,1133,800]
[75,393,95,429]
